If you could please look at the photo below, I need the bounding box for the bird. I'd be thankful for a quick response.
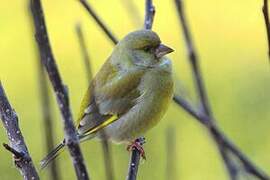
[40,29,174,169]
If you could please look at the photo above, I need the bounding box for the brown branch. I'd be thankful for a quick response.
[75,23,115,180]
[174,0,270,179]
[263,0,270,59]
[30,0,89,179]
[79,0,118,45]
[0,83,39,180]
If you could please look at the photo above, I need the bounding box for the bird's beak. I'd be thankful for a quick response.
[155,44,174,58]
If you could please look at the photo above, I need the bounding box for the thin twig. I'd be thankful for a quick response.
[263,0,270,59]
[79,0,118,44]
[0,83,39,180]
[174,95,270,179]
[173,0,270,179]
[75,23,115,180]
[144,0,155,29]
[30,0,89,179]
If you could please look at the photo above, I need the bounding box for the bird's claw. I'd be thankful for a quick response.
[127,139,146,160]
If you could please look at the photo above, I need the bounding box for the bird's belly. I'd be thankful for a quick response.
[100,88,173,144]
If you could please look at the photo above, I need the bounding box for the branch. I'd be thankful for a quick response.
[126,137,146,180]
[79,0,118,44]
[75,23,115,180]
[263,0,270,59]
[30,0,89,179]
[0,83,39,180]
[144,0,155,29]
[174,0,270,179]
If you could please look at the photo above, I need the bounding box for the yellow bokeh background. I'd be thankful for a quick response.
[0,0,269,179]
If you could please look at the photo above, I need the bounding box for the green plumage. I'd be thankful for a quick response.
[40,29,174,168]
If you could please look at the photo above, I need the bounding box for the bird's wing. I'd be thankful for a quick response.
[76,61,145,136]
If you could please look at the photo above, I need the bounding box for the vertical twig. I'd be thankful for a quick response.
[263,0,270,59]
[30,0,89,179]
[75,23,115,180]
[79,0,118,45]
[36,59,60,180]
[0,83,39,180]
[144,0,155,29]
[174,0,270,179]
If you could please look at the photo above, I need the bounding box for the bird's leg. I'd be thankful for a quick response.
[126,138,146,159]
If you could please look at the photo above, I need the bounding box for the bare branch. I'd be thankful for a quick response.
[79,0,118,44]
[126,137,146,180]
[75,23,115,180]
[30,0,89,179]
[0,83,39,180]
[263,0,270,59]
[144,0,155,29]
[174,0,270,179]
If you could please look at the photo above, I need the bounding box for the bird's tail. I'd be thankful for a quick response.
[40,133,97,169]
[40,141,65,169]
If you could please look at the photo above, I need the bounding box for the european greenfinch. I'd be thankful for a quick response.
[41,29,174,168]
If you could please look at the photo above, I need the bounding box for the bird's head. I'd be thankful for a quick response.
[112,30,174,71]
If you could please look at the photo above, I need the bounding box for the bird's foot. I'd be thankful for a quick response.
[127,138,146,160]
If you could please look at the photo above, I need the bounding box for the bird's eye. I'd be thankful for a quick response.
[144,46,151,52]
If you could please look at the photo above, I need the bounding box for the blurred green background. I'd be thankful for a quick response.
[0,0,269,179]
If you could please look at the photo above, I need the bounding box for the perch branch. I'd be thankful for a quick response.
[79,0,118,44]
[126,137,146,180]
[0,83,39,180]
[263,0,270,59]
[30,0,89,179]
[174,0,270,179]
[75,23,115,180]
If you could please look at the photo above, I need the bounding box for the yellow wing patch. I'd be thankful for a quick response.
[83,115,118,136]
